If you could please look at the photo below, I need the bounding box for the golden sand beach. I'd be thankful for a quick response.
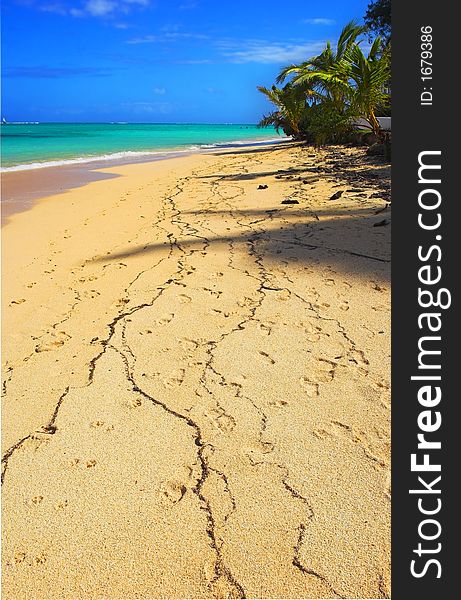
[1,143,391,599]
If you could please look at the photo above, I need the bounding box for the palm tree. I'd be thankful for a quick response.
[258,20,390,144]
[310,36,390,137]
[256,83,307,138]
[257,111,287,135]
[343,37,390,137]
[275,22,390,140]
[276,20,366,110]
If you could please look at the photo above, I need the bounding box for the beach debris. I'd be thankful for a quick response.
[373,219,390,227]
[329,190,344,200]
[281,198,299,205]
[40,425,57,435]
[261,284,284,291]
[370,191,391,201]
[257,184,268,189]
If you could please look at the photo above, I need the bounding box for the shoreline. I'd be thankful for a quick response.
[2,143,391,599]
[1,139,291,225]
[0,135,286,173]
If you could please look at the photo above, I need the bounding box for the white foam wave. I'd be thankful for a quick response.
[1,136,288,173]
[0,149,191,172]
[198,137,286,149]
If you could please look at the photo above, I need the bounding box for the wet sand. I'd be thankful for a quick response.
[1,165,118,224]
[1,150,198,225]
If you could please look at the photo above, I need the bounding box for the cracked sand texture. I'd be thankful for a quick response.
[2,144,390,599]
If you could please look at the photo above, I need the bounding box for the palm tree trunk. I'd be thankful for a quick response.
[368,109,382,139]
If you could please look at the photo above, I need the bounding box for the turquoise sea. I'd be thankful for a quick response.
[0,123,284,171]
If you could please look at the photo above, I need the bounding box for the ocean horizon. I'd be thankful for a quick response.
[0,122,285,171]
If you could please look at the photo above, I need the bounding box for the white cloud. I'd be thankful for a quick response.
[218,40,327,64]
[125,18,332,69]
[38,1,151,18]
[153,87,166,94]
[126,35,158,44]
[85,1,116,16]
[125,30,326,65]
[120,101,173,114]
[163,32,208,40]
[176,59,212,64]
[302,18,335,26]
[126,31,208,44]
[40,3,68,15]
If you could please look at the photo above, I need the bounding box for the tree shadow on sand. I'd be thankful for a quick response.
[91,204,390,283]
[199,146,390,193]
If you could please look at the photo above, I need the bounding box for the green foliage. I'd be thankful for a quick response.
[364,0,391,45]
[301,103,355,146]
[318,36,391,136]
[257,19,391,145]
[257,83,307,138]
[258,111,292,136]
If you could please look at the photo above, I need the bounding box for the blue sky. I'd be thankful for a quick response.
[2,0,370,123]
